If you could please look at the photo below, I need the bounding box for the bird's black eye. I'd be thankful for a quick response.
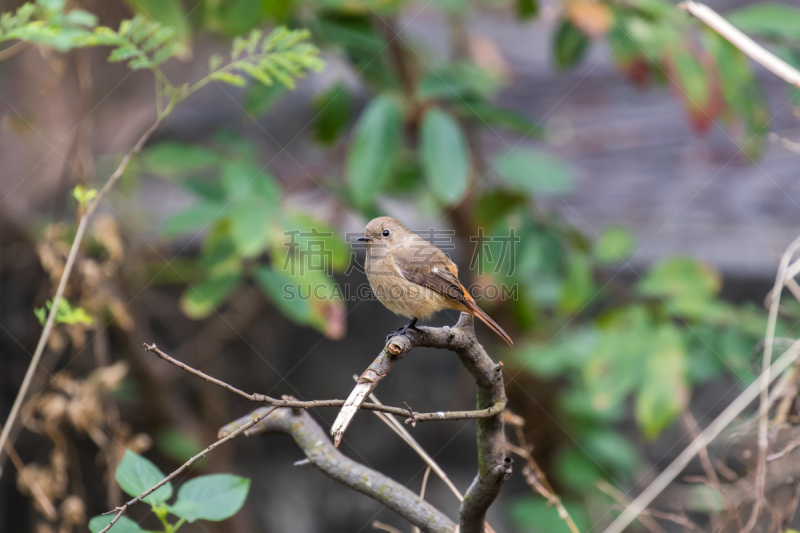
[382,229,390,237]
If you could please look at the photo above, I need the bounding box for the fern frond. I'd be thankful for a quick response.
[212,27,324,90]
[88,15,181,71]
[0,2,180,71]
[0,0,97,52]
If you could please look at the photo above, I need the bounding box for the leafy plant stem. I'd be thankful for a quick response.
[0,111,166,470]
[96,407,276,533]
[185,52,276,97]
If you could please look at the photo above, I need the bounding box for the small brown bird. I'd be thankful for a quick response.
[357,216,513,346]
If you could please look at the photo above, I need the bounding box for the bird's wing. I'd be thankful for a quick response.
[390,241,466,304]
[391,235,514,346]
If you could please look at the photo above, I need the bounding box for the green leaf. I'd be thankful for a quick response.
[180,274,241,320]
[155,428,205,463]
[88,515,146,533]
[254,266,312,324]
[243,82,286,115]
[516,0,539,20]
[726,2,800,40]
[494,148,575,195]
[559,252,595,313]
[123,0,191,54]
[635,324,689,439]
[161,202,227,238]
[417,63,499,101]
[554,448,606,491]
[583,429,639,474]
[703,30,769,159]
[510,497,589,533]
[518,327,597,378]
[229,197,272,257]
[284,211,350,272]
[419,108,470,205]
[170,474,250,522]
[474,190,528,227]
[554,20,588,70]
[143,142,220,176]
[313,82,352,145]
[220,161,257,200]
[456,100,544,138]
[71,184,97,207]
[35,299,93,326]
[63,9,98,28]
[211,72,247,86]
[672,47,709,109]
[637,256,720,301]
[594,225,634,265]
[345,94,403,207]
[583,306,654,414]
[115,450,172,506]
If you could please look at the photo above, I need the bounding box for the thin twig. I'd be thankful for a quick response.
[97,406,277,533]
[364,384,464,502]
[372,521,404,533]
[0,41,30,63]
[746,237,800,532]
[681,414,719,484]
[602,337,800,533]
[680,1,800,88]
[767,437,800,461]
[682,414,743,531]
[602,497,704,533]
[145,343,503,423]
[0,116,163,468]
[0,425,57,520]
[411,466,432,533]
[505,413,580,533]
[597,480,666,533]
[769,132,800,154]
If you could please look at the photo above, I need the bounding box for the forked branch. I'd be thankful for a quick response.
[221,407,456,533]
[330,313,510,533]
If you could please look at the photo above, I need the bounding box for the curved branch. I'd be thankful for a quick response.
[222,406,456,533]
[425,314,510,533]
[329,313,510,533]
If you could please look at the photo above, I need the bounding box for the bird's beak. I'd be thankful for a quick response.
[357,235,371,242]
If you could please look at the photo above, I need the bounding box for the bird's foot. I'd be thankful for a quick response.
[385,318,420,344]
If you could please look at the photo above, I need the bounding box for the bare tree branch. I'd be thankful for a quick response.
[222,406,456,533]
[441,315,510,533]
[220,313,510,533]
[144,343,503,423]
[329,314,511,532]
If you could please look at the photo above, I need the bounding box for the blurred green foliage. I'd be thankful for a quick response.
[34,298,93,326]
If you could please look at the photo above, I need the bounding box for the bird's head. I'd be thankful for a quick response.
[358,216,409,250]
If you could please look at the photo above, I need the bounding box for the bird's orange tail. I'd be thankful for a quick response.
[461,295,513,346]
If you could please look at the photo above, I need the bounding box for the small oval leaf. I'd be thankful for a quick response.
[115,450,172,506]
[494,149,574,195]
[88,515,146,533]
[170,474,251,523]
[419,107,470,205]
[345,94,403,207]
